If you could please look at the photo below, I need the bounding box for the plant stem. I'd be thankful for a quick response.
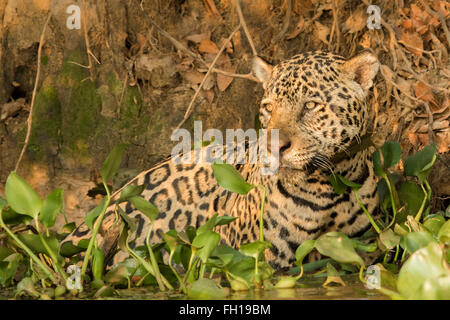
[353,189,381,234]
[34,216,68,282]
[81,182,111,281]
[257,185,267,242]
[168,250,185,293]
[415,183,428,221]
[0,210,56,283]
[145,223,165,291]
[382,173,397,228]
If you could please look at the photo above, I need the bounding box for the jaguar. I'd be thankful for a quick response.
[61,50,381,269]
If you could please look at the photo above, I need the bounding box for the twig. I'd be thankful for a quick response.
[135,0,255,82]
[272,0,292,43]
[175,25,241,130]
[234,0,257,56]
[422,102,436,143]
[15,13,52,173]
[82,0,95,81]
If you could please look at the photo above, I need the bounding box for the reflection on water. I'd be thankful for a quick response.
[0,275,388,300]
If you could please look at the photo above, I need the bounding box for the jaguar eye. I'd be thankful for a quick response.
[265,104,273,112]
[305,101,316,109]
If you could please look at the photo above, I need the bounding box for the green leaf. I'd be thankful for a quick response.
[212,162,255,195]
[379,228,400,250]
[104,264,130,286]
[0,253,22,286]
[101,144,128,182]
[92,247,105,281]
[352,239,378,253]
[239,240,271,260]
[404,144,437,182]
[274,276,297,289]
[192,231,221,263]
[323,262,346,287]
[372,142,402,176]
[423,214,446,236]
[215,215,237,226]
[187,278,229,299]
[40,189,64,228]
[85,197,107,230]
[404,232,436,255]
[294,239,316,266]
[161,232,178,253]
[396,182,426,224]
[196,214,217,235]
[118,184,147,203]
[329,174,347,194]
[17,234,62,263]
[315,232,364,267]
[0,247,14,261]
[437,220,450,245]
[129,196,158,222]
[16,277,40,298]
[397,242,450,299]
[5,172,42,218]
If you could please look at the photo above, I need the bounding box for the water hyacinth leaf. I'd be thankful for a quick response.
[210,244,244,268]
[118,184,147,203]
[404,231,429,253]
[161,232,178,252]
[0,206,31,226]
[397,242,450,299]
[85,197,107,230]
[16,277,40,298]
[0,198,5,210]
[5,172,42,219]
[315,232,364,268]
[196,214,217,235]
[104,264,130,286]
[0,253,22,286]
[352,239,378,253]
[410,276,450,299]
[295,239,316,266]
[404,144,437,182]
[39,189,64,228]
[212,162,255,194]
[129,196,158,222]
[437,220,450,245]
[0,247,14,261]
[101,144,128,182]
[379,229,400,250]
[329,174,347,194]
[239,240,271,260]
[214,215,237,226]
[192,231,221,263]
[62,222,76,234]
[17,234,62,263]
[229,278,250,291]
[423,214,446,236]
[396,182,426,224]
[323,263,346,287]
[372,142,402,176]
[187,278,229,299]
[274,276,297,289]
[92,247,105,281]
[336,175,362,190]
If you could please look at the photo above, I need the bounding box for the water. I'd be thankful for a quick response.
[0,275,388,300]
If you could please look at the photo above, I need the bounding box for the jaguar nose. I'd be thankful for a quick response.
[267,130,291,154]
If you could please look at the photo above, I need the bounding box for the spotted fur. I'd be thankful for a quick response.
[61,51,380,269]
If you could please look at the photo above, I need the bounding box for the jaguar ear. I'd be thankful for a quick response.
[253,56,273,88]
[342,51,379,92]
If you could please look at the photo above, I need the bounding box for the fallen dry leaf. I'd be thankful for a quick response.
[342,7,367,34]
[201,89,215,103]
[185,32,211,43]
[400,30,423,57]
[413,81,438,109]
[314,21,330,45]
[286,16,305,40]
[436,131,450,153]
[199,39,219,54]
